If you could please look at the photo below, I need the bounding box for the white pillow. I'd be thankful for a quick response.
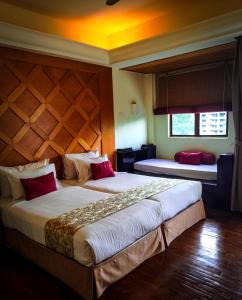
[63,151,99,179]
[7,163,60,200]
[0,159,49,198]
[74,154,108,183]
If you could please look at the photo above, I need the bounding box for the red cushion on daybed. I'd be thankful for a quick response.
[179,152,202,165]
[201,152,216,165]
[174,151,183,162]
[21,172,57,200]
[91,161,115,180]
[175,151,216,165]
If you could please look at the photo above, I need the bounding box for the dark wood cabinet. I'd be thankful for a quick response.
[116,145,156,172]
[116,149,146,172]
[216,153,234,210]
[189,153,234,210]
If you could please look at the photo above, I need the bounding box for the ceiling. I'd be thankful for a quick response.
[1,0,167,19]
[1,0,242,50]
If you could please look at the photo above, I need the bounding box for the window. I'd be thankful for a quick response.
[170,112,228,137]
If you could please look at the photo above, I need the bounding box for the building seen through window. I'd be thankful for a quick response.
[170,112,228,137]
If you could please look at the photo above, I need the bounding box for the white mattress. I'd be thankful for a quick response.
[134,159,217,181]
[69,172,202,221]
[76,172,155,194]
[1,186,162,266]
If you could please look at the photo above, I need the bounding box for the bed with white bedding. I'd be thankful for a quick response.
[134,158,217,181]
[0,158,205,299]
[63,172,205,249]
[66,172,202,222]
[1,184,166,299]
[1,186,163,266]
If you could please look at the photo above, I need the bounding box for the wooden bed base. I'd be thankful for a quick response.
[3,200,205,300]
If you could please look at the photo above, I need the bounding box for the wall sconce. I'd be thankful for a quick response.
[130,100,137,115]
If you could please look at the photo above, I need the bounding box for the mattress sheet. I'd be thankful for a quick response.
[1,186,162,266]
[80,172,155,194]
[149,180,202,220]
[134,159,217,181]
[78,173,202,221]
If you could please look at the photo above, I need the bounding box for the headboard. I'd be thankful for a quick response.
[0,46,115,177]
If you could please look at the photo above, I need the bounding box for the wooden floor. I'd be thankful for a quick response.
[1,209,242,300]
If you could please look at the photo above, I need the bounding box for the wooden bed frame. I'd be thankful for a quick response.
[2,200,205,299]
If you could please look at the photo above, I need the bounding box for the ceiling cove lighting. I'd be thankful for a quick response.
[106,0,120,6]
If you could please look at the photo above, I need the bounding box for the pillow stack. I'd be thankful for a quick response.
[0,159,60,200]
[62,150,100,179]
[62,151,115,182]
[174,151,216,165]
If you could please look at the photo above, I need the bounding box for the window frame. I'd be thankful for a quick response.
[170,112,228,137]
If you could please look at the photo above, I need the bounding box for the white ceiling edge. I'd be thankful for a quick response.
[111,36,237,69]
[110,9,242,68]
[0,22,109,66]
[0,8,242,70]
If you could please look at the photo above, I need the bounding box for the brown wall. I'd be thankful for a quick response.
[0,46,115,176]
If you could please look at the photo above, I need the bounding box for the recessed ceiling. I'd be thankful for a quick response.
[1,0,242,49]
[1,0,164,18]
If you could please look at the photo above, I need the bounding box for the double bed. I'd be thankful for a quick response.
[0,161,206,300]
[65,172,205,246]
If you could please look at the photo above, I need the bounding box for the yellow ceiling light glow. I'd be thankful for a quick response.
[1,0,242,50]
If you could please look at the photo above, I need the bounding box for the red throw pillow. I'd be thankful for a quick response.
[21,172,57,200]
[201,152,216,164]
[91,161,115,180]
[179,152,202,165]
[174,151,183,162]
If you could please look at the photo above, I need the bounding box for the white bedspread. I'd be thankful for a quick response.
[134,159,217,180]
[66,172,202,221]
[80,172,155,193]
[1,186,162,266]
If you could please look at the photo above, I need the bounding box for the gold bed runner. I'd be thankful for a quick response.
[45,178,185,258]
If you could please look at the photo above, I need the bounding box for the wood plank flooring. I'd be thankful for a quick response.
[1,209,242,300]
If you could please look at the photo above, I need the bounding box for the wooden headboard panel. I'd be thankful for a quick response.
[0,46,115,177]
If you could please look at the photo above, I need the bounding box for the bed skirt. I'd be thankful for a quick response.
[162,199,206,246]
[3,226,165,299]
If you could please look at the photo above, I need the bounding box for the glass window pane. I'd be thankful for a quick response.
[171,114,195,135]
[199,112,227,136]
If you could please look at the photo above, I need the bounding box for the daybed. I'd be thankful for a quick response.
[117,146,234,209]
[134,158,217,181]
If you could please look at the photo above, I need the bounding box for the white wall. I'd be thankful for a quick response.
[143,74,235,159]
[112,68,148,149]
[112,71,235,157]
[153,113,235,159]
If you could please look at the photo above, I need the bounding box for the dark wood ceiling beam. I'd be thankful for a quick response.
[122,42,236,74]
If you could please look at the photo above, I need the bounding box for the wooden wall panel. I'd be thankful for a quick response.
[0,47,115,176]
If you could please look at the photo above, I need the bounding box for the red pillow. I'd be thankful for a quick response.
[20,172,57,200]
[201,152,216,164]
[174,151,182,162]
[91,161,115,180]
[179,152,202,165]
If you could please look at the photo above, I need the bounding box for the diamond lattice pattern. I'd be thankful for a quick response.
[0,56,102,169]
